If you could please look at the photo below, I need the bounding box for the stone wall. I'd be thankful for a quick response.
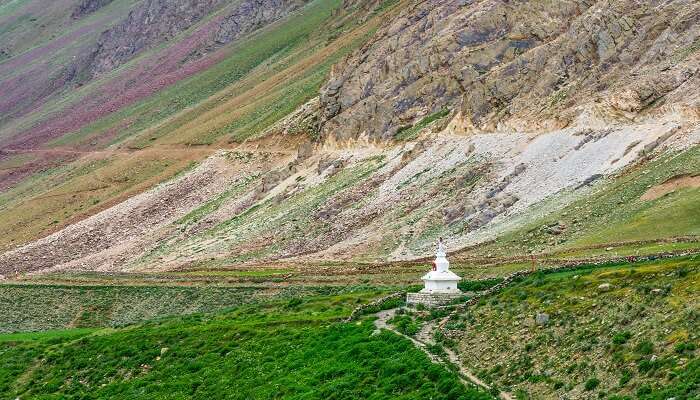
[406,292,464,308]
[345,291,405,322]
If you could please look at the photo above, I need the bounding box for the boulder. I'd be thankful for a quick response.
[535,313,550,326]
[296,141,314,161]
[598,283,612,292]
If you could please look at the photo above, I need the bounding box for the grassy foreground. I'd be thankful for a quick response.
[450,256,699,399]
[0,290,492,399]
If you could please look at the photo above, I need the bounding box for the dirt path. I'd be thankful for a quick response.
[0,146,295,157]
[373,308,513,400]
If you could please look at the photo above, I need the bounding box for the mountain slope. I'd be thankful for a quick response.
[0,0,698,276]
[451,256,699,399]
[0,0,387,253]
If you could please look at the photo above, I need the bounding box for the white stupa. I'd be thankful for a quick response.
[420,238,461,293]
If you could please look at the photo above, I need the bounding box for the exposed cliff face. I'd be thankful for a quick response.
[213,0,307,44]
[319,0,700,141]
[71,0,115,19]
[83,0,223,77]
[73,0,309,80]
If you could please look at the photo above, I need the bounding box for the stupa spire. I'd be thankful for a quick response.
[420,238,460,293]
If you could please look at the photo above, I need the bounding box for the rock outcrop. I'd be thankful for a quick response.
[213,0,306,45]
[76,0,307,79]
[83,0,222,77]
[71,0,115,19]
[319,0,700,141]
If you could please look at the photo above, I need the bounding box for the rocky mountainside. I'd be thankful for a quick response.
[320,0,700,140]
[0,3,698,399]
[71,0,116,19]
[79,0,224,78]
[78,0,308,79]
[0,0,698,276]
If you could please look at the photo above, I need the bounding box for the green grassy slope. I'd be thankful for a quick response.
[0,291,492,399]
[0,285,264,333]
[449,256,699,399]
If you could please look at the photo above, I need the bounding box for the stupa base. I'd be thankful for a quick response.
[406,292,463,308]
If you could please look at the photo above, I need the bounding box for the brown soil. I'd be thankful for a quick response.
[640,174,700,200]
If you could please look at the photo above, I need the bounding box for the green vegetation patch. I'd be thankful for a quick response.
[0,285,263,333]
[1,292,492,399]
[454,256,699,399]
[394,108,451,141]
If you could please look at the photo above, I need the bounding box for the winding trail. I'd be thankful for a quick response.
[373,308,513,400]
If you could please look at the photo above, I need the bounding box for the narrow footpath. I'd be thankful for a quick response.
[373,308,513,400]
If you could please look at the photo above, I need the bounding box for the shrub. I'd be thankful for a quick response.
[636,385,652,396]
[388,315,420,336]
[619,369,632,386]
[584,377,600,391]
[286,298,303,308]
[638,358,660,374]
[612,331,632,345]
[635,340,654,355]
[426,343,447,358]
[428,309,449,321]
[674,341,697,354]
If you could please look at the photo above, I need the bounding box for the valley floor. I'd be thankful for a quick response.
[1,255,697,399]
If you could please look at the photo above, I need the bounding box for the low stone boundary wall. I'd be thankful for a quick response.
[406,292,464,307]
[345,291,405,322]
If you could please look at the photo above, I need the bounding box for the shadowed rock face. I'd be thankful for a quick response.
[75,0,307,80]
[319,0,700,141]
[71,0,115,19]
[214,0,307,44]
[83,0,223,77]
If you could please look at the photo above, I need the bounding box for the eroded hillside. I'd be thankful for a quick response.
[1,118,698,275]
